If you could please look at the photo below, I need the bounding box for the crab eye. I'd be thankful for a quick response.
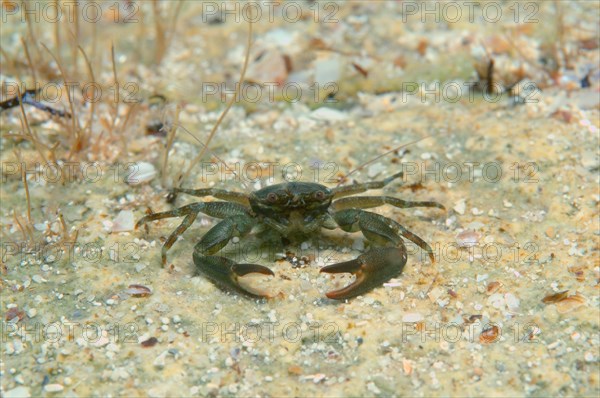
[314,191,325,200]
[267,192,278,202]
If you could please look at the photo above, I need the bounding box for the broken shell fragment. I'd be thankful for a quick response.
[479,325,500,344]
[125,284,153,297]
[126,162,157,185]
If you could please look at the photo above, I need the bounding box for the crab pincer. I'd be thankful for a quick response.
[193,253,275,299]
[320,246,408,300]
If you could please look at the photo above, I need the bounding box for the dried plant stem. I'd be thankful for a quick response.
[116,103,139,155]
[12,210,29,242]
[179,18,254,184]
[22,0,42,63]
[110,43,120,131]
[20,37,37,83]
[78,45,97,133]
[91,16,98,64]
[165,1,184,55]
[502,32,553,82]
[339,135,435,185]
[174,122,241,185]
[21,167,33,226]
[0,46,16,72]
[161,105,181,187]
[71,1,79,73]
[57,212,78,245]
[152,1,166,64]
[53,0,60,52]
[41,43,81,154]
[15,86,48,164]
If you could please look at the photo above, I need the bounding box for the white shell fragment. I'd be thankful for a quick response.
[313,54,341,85]
[126,162,156,185]
[310,107,348,122]
[112,210,135,232]
[504,293,521,312]
[453,199,466,215]
[402,313,424,322]
[246,49,288,85]
[43,384,64,393]
[455,230,481,248]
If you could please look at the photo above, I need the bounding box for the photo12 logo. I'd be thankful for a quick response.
[199,321,340,343]
[401,321,541,344]
[197,161,343,184]
[400,161,540,184]
[1,161,141,184]
[400,1,539,24]
[2,81,141,106]
[1,1,140,24]
[200,1,339,24]
[2,321,141,345]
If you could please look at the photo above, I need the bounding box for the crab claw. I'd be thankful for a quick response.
[194,253,275,299]
[320,247,407,300]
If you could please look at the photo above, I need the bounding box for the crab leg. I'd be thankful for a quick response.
[331,171,404,199]
[137,201,273,297]
[321,208,431,299]
[136,202,249,265]
[171,187,250,206]
[332,196,444,212]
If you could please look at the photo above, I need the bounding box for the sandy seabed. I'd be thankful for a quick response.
[1,1,599,397]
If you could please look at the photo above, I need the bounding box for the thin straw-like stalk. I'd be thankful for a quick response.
[40,43,81,154]
[110,43,120,131]
[161,105,181,187]
[20,37,37,83]
[78,45,97,133]
[179,18,254,184]
[21,167,32,226]
[15,86,48,164]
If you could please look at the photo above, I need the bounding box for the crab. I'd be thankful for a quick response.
[135,171,444,300]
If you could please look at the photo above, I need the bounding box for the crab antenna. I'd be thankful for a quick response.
[175,13,254,189]
[173,122,246,189]
[337,134,437,187]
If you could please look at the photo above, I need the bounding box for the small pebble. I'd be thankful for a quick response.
[43,384,64,393]
[402,313,424,322]
[135,263,147,272]
[456,230,481,248]
[453,200,466,215]
[5,387,31,398]
[112,210,135,232]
